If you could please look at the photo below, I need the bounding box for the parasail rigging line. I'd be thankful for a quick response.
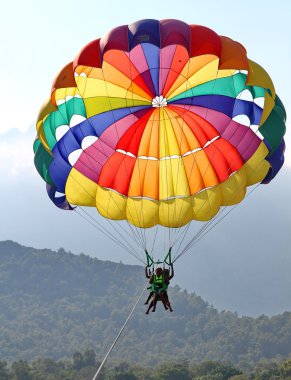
[74,208,146,265]
[91,282,148,380]
[150,224,159,255]
[78,205,144,254]
[67,170,146,259]
[75,208,143,263]
[173,179,261,262]
[173,183,260,263]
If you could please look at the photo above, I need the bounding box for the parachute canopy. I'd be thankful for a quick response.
[34,19,286,228]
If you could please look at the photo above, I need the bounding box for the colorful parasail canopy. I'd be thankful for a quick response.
[34,19,286,229]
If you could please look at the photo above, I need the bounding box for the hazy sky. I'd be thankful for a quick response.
[0,0,290,168]
[0,0,290,315]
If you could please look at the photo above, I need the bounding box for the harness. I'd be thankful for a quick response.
[145,248,173,294]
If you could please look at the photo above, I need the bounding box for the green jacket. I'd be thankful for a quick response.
[150,274,167,292]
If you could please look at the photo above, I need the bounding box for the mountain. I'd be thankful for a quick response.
[0,241,290,368]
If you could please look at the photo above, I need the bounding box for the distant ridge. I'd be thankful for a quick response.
[0,240,290,366]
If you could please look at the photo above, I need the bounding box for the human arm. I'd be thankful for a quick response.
[168,264,174,280]
[145,266,151,279]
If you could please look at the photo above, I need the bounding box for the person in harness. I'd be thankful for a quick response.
[144,265,174,314]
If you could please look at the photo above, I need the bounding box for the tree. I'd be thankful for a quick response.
[83,349,96,367]
[30,358,63,380]
[105,362,138,380]
[253,359,291,380]
[0,360,10,380]
[191,361,242,380]
[11,360,32,380]
[72,352,84,371]
[153,362,192,380]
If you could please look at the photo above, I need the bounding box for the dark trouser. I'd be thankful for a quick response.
[145,289,173,313]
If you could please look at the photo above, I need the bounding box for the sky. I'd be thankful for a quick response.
[1,0,290,169]
[0,0,291,315]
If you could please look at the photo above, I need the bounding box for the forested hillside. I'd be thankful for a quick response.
[3,353,291,380]
[0,241,290,368]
